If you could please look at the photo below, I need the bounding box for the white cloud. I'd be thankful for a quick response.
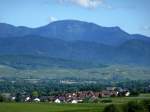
[59,0,103,9]
[49,16,57,22]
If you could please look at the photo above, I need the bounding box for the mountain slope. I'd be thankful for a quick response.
[0,20,150,80]
[0,20,150,66]
[114,39,150,65]
[0,35,149,66]
[0,55,106,70]
[0,35,114,62]
[0,23,32,38]
[33,20,132,46]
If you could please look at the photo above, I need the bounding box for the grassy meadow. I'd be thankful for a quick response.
[0,103,105,112]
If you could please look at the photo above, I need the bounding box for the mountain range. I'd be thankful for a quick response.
[0,20,150,68]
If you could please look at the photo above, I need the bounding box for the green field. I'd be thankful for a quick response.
[0,103,105,112]
[1,94,150,112]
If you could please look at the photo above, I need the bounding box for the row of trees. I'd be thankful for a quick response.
[103,100,150,112]
[1,79,150,96]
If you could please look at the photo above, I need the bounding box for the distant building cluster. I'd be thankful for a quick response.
[2,87,130,103]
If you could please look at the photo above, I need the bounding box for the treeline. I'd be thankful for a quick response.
[0,78,150,97]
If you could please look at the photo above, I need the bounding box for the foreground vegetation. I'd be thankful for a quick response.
[103,99,150,112]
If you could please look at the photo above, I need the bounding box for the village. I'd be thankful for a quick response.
[1,87,130,104]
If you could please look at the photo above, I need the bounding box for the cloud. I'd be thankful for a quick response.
[59,0,103,9]
[48,16,57,22]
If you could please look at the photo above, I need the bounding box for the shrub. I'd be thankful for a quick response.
[123,101,144,112]
[0,94,8,102]
[141,99,150,112]
[103,104,120,112]
[130,91,140,96]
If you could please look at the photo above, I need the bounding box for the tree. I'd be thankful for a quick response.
[130,90,140,96]
[103,104,120,112]
[123,101,144,112]
[31,91,39,98]
[15,93,22,102]
[141,99,150,112]
[0,94,7,102]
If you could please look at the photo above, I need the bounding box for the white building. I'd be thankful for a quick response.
[11,97,16,101]
[33,98,40,102]
[25,97,31,102]
[125,92,130,96]
[54,99,61,103]
[71,100,78,104]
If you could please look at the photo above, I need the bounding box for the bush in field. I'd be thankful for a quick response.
[15,93,23,102]
[103,104,120,112]
[141,99,150,112]
[0,94,7,102]
[130,90,140,96]
[123,101,144,112]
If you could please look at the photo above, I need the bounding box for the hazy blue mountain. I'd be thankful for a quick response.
[0,55,106,70]
[0,35,114,62]
[0,20,150,67]
[33,20,132,46]
[0,23,32,37]
[131,34,150,42]
[114,39,150,65]
[1,20,149,46]
[0,35,150,66]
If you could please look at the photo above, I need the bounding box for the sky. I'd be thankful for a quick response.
[0,0,150,36]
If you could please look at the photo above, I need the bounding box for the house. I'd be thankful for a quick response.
[125,91,130,97]
[33,98,40,102]
[100,91,111,97]
[71,100,78,104]
[54,98,61,103]
[25,97,31,102]
[77,100,83,103]
[11,97,16,101]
